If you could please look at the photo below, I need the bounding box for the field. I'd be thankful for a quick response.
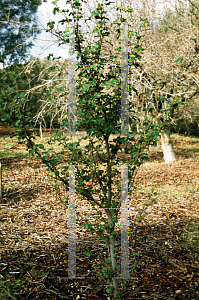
[0,127,198,300]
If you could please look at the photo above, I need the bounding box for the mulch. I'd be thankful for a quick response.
[0,130,198,299]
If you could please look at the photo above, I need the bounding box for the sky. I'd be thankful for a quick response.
[0,0,184,68]
[30,0,179,61]
[31,0,71,60]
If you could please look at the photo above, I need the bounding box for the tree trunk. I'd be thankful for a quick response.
[40,123,43,140]
[107,212,119,297]
[160,132,176,164]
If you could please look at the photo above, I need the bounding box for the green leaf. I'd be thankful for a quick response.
[176,57,183,63]
[38,144,44,149]
[85,252,92,258]
[132,252,141,256]
[158,96,165,101]
[47,21,55,29]
[53,7,59,15]
[173,73,179,77]
[106,257,112,263]
[106,286,114,293]
[93,92,101,98]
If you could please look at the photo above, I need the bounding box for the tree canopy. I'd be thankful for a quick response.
[0,56,69,128]
[0,0,44,65]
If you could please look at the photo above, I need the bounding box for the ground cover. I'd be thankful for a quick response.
[0,128,198,299]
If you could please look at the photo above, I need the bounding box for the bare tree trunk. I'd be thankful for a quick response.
[40,123,43,140]
[105,136,119,297]
[160,132,176,164]
[107,212,119,297]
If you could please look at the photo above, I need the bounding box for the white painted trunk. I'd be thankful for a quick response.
[40,123,43,140]
[160,132,176,164]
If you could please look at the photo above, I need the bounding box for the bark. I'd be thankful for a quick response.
[40,123,43,140]
[105,136,119,297]
[160,132,176,164]
[107,212,119,297]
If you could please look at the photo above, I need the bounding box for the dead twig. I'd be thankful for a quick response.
[3,288,17,300]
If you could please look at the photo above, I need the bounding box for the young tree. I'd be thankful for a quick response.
[1,1,165,298]
[0,0,44,65]
[41,0,199,162]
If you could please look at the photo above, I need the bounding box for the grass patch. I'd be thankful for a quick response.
[0,150,29,160]
[0,278,25,300]
[180,219,199,252]
[0,136,29,160]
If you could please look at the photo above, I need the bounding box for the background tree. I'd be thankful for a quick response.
[108,0,199,163]
[0,0,45,65]
[24,56,69,130]
[156,0,199,136]
[0,56,69,131]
